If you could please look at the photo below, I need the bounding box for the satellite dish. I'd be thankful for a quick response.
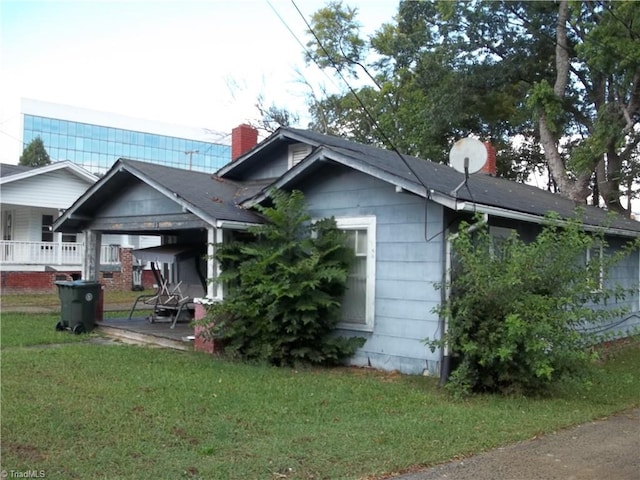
[449,137,487,175]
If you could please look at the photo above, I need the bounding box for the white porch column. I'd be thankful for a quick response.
[82,230,102,281]
[207,226,224,300]
[54,231,62,265]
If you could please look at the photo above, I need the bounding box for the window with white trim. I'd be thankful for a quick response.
[335,216,376,331]
[41,215,54,242]
[586,244,604,290]
[3,210,13,240]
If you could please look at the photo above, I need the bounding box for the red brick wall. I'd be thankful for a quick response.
[0,247,140,294]
[120,248,133,288]
[1,271,72,293]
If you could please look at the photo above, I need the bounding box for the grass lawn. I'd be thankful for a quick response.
[1,312,639,480]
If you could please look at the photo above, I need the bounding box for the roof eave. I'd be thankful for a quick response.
[217,127,330,178]
[0,160,98,185]
[241,147,430,208]
[460,202,640,238]
[216,129,285,177]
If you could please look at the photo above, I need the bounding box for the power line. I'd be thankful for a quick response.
[0,128,27,147]
[289,0,431,197]
[265,0,342,95]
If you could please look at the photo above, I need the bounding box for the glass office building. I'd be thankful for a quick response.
[20,99,231,174]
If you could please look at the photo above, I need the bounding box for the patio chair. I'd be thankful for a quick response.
[127,264,182,322]
[169,283,206,329]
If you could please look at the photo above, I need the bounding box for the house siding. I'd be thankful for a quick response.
[12,206,34,241]
[1,170,91,209]
[594,238,640,336]
[239,150,289,180]
[297,164,444,375]
[10,206,59,242]
[483,218,640,338]
[99,182,183,218]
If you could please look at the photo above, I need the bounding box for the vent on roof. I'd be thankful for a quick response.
[288,143,312,169]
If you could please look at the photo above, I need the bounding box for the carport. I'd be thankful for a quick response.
[53,158,267,300]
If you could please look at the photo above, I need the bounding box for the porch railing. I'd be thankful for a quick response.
[0,241,120,266]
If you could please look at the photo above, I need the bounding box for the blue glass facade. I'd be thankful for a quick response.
[23,114,231,174]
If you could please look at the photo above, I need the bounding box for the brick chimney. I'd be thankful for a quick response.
[231,124,258,161]
[482,142,497,175]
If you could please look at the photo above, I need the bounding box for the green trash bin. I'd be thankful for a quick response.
[55,281,102,334]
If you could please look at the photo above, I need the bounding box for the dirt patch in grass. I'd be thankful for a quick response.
[3,442,46,462]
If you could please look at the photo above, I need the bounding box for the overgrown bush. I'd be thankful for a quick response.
[428,213,635,396]
[199,189,364,366]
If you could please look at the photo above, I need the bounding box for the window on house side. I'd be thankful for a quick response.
[488,225,517,258]
[586,244,604,291]
[62,233,77,243]
[335,216,376,331]
[41,215,54,242]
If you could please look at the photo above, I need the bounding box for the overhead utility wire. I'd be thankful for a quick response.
[289,0,431,198]
[266,0,342,94]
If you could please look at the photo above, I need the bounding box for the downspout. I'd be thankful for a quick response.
[439,213,488,386]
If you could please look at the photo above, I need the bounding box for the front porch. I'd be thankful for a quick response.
[0,240,120,269]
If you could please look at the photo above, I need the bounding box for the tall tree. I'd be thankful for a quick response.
[19,136,51,167]
[303,1,640,213]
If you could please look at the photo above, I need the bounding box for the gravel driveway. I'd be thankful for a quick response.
[393,408,640,480]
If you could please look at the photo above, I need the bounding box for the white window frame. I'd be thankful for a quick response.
[586,244,604,291]
[334,216,376,332]
[3,210,13,240]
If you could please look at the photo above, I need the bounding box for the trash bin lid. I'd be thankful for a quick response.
[55,280,101,287]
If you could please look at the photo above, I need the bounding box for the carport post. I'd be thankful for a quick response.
[82,230,102,281]
[207,226,224,299]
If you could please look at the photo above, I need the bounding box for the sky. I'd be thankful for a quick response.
[0,0,399,163]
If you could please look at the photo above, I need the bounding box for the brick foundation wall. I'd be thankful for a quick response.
[0,247,141,294]
[142,270,155,288]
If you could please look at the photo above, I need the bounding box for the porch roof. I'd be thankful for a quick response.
[54,158,266,234]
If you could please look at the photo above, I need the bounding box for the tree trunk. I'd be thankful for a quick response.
[538,0,591,204]
[597,151,629,216]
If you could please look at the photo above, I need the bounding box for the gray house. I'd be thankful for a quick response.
[55,126,640,376]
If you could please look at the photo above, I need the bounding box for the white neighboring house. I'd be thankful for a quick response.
[0,161,120,271]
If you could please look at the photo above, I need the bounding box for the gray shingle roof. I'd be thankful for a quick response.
[0,163,34,177]
[278,128,640,235]
[118,159,265,224]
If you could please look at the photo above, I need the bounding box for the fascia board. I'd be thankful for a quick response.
[54,160,218,232]
[53,161,126,231]
[461,203,640,238]
[241,148,431,208]
[215,220,258,230]
[217,129,326,178]
[216,129,286,177]
[1,160,98,185]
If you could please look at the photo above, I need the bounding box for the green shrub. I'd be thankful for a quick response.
[199,189,364,366]
[428,213,636,396]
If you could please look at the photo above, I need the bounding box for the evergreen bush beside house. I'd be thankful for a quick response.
[197,189,364,367]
